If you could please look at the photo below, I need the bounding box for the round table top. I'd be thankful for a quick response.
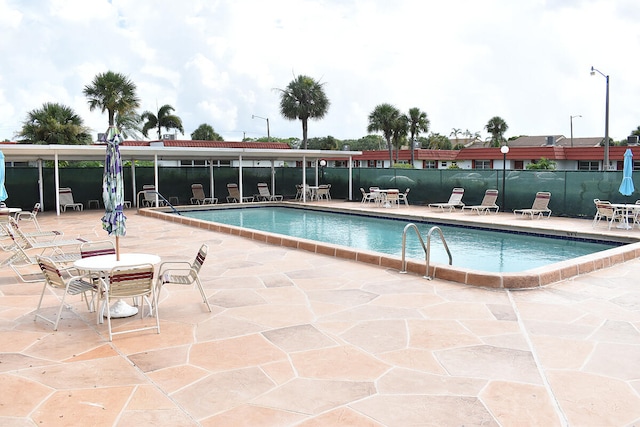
[73,253,161,271]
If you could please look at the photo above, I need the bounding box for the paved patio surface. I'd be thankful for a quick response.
[1,204,639,426]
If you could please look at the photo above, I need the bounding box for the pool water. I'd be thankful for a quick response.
[182,206,618,273]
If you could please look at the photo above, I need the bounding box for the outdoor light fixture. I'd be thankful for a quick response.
[319,159,326,182]
[590,66,610,170]
[500,145,509,210]
[570,115,581,147]
[319,159,327,167]
[251,115,270,141]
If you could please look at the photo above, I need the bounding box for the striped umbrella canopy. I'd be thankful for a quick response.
[0,150,8,202]
[619,148,635,196]
[101,127,126,258]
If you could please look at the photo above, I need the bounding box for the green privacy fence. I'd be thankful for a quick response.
[4,166,637,218]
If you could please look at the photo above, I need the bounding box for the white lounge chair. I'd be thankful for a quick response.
[59,187,83,211]
[429,188,465,212]
[462,189,499,215]
[514,192,552,219]
[226,183,254,203]
[190,183,217,204]
[256,183,283,201]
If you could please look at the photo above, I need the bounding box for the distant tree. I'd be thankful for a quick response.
[345,135,385,151]
[114,110,142,140]
[191,123,224,141]
[526,157,556,170]
[16,102,91,145]
[277,74,330,149]
[631,126,640,138]
[367,103,401,165]
[426,132,452,150]
[484,116,508,147]
[83,71,140,128]
[141,104,184,139]
[450,128,463,147]
[306,136,340,150]
[392,114,409,162]
[408,108,430,166]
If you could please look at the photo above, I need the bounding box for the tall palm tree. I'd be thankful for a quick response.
[277,75,330,149]
[408,108,430,165]
[114,110,142,140]
[392,115,409,164]
[484,116,509,147]
[17,102,91,145]
[141,104,184,139]
[367,103,400,166]
[83,71,140,127]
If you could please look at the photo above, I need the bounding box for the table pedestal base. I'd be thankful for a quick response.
[108,300,138,318]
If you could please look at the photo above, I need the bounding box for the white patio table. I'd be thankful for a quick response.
[611,203,640,230]
[73,253,161,320]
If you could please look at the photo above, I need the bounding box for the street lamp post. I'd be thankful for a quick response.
[500,145,509,210]
[590,66,609,170]
[570,115,581,147]
[252,115,270,141]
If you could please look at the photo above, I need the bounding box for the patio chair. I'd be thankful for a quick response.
[105,263,159,341]
[190,183,217,205]
[383,189,400,208]
[398,188,410,206]
[513,191,552,219]
[15,203,41,231]
[226,183,254,203]
[34,256,97,330]
[141,185,163,207]
[59,187,83,212]
[462,189,499,215]
[592,200,624,229]
[315,184,331,201]
[360,188,376,204]
[428,188,465,212]
[256,183,283,201]
[156,243,211,312]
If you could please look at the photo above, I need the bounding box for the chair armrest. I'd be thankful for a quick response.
[157,261,192,273]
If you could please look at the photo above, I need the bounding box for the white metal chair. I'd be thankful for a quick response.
[15,203,41,230]
[105,263,159,341]
[34,256,96,330]
[256,183,283,201]
[156,243,211,312]
[58,188,83,211]
[398,188,410,206]
[360,188,376,204]
[592,200,623,229]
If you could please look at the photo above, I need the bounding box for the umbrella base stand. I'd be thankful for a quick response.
[107,299,139,318]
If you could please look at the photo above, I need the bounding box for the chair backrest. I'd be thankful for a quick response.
[369,186,380,192]
[142,185,156,202]
[32,203,41,215]
[59,187,76,205]
[108,264,155,298]
[531,192,551,210]
[403,188,410,196]
[386,189,400,202]
[191,184,205,201]
[37,256,66,290]
[81,240,116,258]
[481,189,499,206]
[360,187,367,196]
[257,183,271,197]
[227,183,241,198]
[595,201,614,217]
[191,244,208,276]
[447,188,465,204]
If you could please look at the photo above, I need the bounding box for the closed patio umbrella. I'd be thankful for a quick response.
[619,148,635,196]
[0,151,7,204]
[101,127,126,260]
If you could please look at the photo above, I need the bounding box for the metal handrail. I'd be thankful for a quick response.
[136,190,181,215]
[400,224,452,279]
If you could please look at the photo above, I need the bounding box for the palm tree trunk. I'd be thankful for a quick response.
[386,137,393,167]
[302,119,308,149]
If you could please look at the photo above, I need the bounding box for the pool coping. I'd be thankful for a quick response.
[139,203,640,289]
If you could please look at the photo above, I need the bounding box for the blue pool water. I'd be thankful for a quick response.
[182,206,618,273]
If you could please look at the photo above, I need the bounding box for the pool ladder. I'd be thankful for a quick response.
[136,190,182,215]
[400,224,452,280]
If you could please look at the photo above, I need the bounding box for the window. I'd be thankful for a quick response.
[367,160,377,168]
[474,160,491,169]
[577,161,599,171]
[423,160,436,169]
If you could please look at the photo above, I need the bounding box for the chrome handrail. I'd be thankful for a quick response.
[400,224,452,279]
[136,190,181,215]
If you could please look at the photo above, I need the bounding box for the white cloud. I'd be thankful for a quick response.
[1,0,638,143]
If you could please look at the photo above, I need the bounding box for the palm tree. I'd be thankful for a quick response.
[114,110,142,140]
[484,116,509,147]
[17,102,91,145]
[367,103,400,166]
[392,115,409,164]
[450,128,462,148]
[141,104,184,139]
[83,71,140,127]
[191,123,224,141]
[277,75,330,149]
[408,108,430,165]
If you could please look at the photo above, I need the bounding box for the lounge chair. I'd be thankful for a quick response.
[59,187,83,211]
[462,189,499,215]
[513,192,552,219]
[256,183,283,201]
[226,183,254,203]
[190,183,217,204]
[141,185,163,207]
[429,188,465,212]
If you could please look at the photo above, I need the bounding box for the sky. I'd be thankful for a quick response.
[0,0,638,144]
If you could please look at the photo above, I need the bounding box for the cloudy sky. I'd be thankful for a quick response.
[0,0,638,144]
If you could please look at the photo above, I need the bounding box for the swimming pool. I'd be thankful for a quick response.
[179,206,619,273]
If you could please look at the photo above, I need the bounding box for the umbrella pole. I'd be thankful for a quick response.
[115,236,120,261]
